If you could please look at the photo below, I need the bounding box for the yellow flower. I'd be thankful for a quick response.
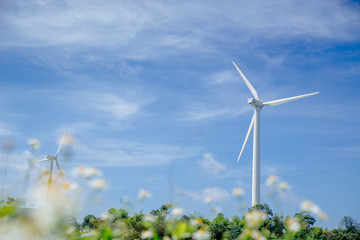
[245,210,267,228]
[141,229,154,239]
[73,166,102,178]
[266,175,277,186]
[232,187,244,198]
[138,189,152,201]
[300,200,320,214]
[89,178,107,190]
[172,207,183,217]
[285,217,301,232]
[28,138,40,149]
[143,214,155,222]
[190,218,203,227]
[192,228,211,240]
[279,181,290,191]
[250,229,266,240]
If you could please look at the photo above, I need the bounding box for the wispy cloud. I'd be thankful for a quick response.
[70,91,139,121]
[206,70,236,85]
[1,0,359,64]
[187,187,230,203]
[197,153,227,176]
[70,137,201,167]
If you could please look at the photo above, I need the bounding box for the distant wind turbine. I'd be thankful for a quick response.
[233,61,319,206]
[38,132,66,188]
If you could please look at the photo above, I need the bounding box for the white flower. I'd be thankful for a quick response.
[279,181,290,191]
[190,218,203,227]
[192,229,211,240]
[211,206,221,213]
[141,229,154,239]
[62,182,79,191]
[266,175,277,186]
[318,212,327,220]
[28,138,40,149]
[232,187,244,198]
[285,217,301,232]
[250,229,266,240]
[73,166,102,178]
[245,210,267,227]
[89,178,107,190]
[138,189,152,201]
[172,207,183,217]
[100,212,114,221]
[143,214,155,222]
[300,200,320,214]
[204,196,212,203]
[64,134,75,145]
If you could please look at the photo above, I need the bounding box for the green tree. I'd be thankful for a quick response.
[339,216,360,233]
[81,214,97,230]
[210,213,230,240]
[294,211,316,227]
[108,208,129,220]
[227,215,244,239]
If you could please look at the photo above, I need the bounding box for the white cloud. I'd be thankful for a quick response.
[206,70,236,85]
[71,138,201,167]
[197,153,226,175]
[187,187,230,203]
[184,108,232,121]
[68,90,140,121]
[1,0,359,63]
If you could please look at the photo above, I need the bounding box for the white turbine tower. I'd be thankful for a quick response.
[38,132,66,188]
[233,61,319,207]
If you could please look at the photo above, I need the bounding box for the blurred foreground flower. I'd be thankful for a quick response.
[89,178,107,190]
[192,228,211,240]
[301,200,320,214]
[300,200,327,220]
[141,229,154,239]
[204,196,212,203]
[28,138,40,149]
[279,181,291,191]
[266,175,277,186]
[190,218,203,227]
[250,229,267,240]
[73,166,102,178]
[63,134,75,145]
[143,214,155,222]
[138,189,152,201]
[171,207,183,217]
[232,187,244,198]
[2,139,14,151]
[285,217,301,232]
[245,210,267,228]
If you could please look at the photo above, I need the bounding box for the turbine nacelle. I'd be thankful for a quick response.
[45,155,55,160]
[248,98,263,108]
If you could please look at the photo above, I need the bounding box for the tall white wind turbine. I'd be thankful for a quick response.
[233,61,319,206]
[38,132,66,188]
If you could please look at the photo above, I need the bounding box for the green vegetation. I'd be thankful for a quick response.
[1,200,359,239]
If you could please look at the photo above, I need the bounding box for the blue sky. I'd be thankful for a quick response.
[1,0,360,229]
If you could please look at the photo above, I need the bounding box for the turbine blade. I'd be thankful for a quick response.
[37,159,49,162]
[232,61,260,100]
[55,159,65,182]
[237,115,254,162]
[55,131,66,158]
[263,92,319,106]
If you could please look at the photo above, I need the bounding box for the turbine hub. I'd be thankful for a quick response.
[46,155,55,160]
[248,98,263,108]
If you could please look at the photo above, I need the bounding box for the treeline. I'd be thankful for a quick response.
[74,204,360,240]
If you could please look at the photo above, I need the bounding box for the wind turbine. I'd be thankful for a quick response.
[233,61,319,206]
[38,132,66,188]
